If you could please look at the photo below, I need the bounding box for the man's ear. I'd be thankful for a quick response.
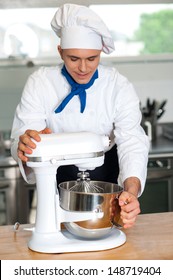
[58,45,63,59]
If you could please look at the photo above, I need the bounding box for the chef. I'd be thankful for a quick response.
[10,3,149,229]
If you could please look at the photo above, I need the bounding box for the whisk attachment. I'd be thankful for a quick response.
[69,171,104,193]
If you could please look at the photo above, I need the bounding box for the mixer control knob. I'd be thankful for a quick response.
[50,158,57,164]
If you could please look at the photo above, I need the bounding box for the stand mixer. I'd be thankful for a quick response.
[25,131,126,253]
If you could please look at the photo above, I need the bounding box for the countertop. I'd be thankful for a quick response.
[0,212,173,260]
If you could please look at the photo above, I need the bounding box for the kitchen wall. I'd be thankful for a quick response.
[0,65,39,130]
[0,57,173,131]
[105,56,173,123]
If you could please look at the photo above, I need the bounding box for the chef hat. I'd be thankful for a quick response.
[51,3,115,54]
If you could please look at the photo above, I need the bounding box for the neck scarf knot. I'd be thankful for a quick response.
[54,65,98,113]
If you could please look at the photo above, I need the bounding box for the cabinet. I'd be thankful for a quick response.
[139,157,173,214]
[0,163,36,225]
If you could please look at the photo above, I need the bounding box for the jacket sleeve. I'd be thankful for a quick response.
[10,70,47,183]
[113,77,150,195]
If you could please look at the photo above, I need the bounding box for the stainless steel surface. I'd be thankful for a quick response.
[0,131,21,225]
[162,123,173,140]
[27,151,104,162]
[148,157,173,212]
[0,164,21,225]
[149,134,173,157]
[59,181,122,211]
[63,222,113,239]
[0,161,36,225]
[139,156,173,213]
[147,157,173,180]
[59,181,123,239]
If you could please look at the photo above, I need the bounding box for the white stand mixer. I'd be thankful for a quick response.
[25,132,126,253]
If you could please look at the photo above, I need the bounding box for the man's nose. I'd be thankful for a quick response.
[79,60,87,72]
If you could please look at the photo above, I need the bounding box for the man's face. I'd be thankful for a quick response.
[58,47,101,84]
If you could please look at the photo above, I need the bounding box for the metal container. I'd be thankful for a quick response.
[58,181,123,239]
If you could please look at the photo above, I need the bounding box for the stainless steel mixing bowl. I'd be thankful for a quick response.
[58,181,123,239]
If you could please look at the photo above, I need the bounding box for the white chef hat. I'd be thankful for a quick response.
[51,3,115,54]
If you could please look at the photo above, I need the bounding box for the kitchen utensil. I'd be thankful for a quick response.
[68,171,104,193]
[144,121,152,141]
[141,98,167,141]
[59,180,123,239]
[25,132,126,253]
[157,108,165,120]
[146,98,156,115]
[157,99,167,120]
[158,99,167,110]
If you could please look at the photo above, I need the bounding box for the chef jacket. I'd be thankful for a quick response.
[10,63,150,195]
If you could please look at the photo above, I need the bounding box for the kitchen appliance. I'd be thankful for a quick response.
[25,132,126,253]
[139,155,173,213]
[0,129,36,226]
[162,123,173,140]
[0,156,36,225]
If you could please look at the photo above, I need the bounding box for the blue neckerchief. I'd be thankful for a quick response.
[54,65,98,113]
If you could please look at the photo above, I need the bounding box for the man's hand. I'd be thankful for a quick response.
[119,191,141,228]
[17,128,52,162]
[119,177,141,228]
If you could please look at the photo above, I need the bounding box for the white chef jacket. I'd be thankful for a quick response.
[11,63,150,194]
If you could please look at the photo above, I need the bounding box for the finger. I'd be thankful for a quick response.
[121,200,140,213]
[17,141,34,162]
[17,149,29,162]
[123,222,135,229]
[120,200,140,218]
[120,211,138,226]
[20,129,41,148]
[119,191,139,209]
[19,135,37,150]
[121,208,139,220]
[118,192,130,206]
[40,128,52,134]
[18,140,34,153]
[120,212,140,231]
[25,129,41,142]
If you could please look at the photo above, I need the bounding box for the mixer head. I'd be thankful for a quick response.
[26,132,110,171]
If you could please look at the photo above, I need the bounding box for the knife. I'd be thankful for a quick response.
[157,100,167,119]
[157,109,165,119]
[158,100,167,110]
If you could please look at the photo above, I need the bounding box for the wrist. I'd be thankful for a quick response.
[123,177,141,197]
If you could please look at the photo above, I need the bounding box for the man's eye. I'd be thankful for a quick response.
[88,57,95,61]
[70,57,78,61]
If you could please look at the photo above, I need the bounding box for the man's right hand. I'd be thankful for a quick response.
[17,128,52,162]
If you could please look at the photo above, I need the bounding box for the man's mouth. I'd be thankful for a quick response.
[75,72,91,79]
[76,72,89,76]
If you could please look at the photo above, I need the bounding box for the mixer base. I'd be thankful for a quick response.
[28,228,126,253]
